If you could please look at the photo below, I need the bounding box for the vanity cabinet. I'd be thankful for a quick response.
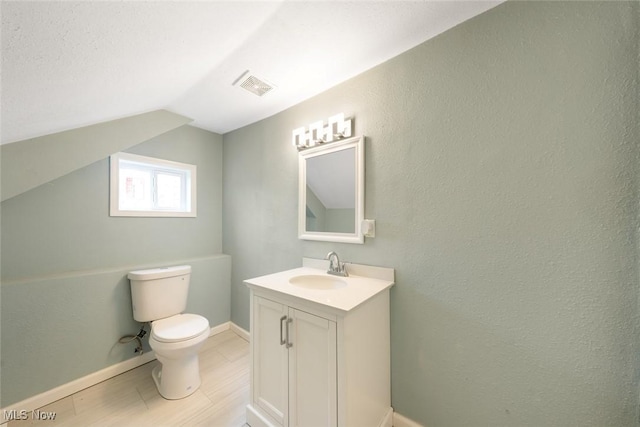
[251,296,337,427]
[245,264,394,427]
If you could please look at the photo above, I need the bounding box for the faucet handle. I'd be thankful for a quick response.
[336,261,348,277]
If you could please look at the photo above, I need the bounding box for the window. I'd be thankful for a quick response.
[110,152,196,217]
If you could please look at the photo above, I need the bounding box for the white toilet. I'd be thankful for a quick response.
[128,265,210,400]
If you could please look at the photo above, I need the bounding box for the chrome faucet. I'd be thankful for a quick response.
[326,251,348,277]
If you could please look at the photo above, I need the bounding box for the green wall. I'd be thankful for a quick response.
[1,1,638,425]
[224,2,640,426]
[1,123,229,406]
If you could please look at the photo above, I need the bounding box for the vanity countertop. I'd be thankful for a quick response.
[244,266,394,313]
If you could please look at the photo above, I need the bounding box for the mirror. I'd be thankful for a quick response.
[298,135,364,244]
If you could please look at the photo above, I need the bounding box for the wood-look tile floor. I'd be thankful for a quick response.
[9,330,250,427]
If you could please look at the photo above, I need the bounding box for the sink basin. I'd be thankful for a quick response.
[289,274,347,290]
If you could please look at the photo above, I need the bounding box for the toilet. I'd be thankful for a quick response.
[128,265,210,400]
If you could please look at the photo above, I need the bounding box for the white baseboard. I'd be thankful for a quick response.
[209,321,232,337]
[0,350,156,424]
[230,322,250,341]
[3,321,420,427]
[393,411,424,427]
[1,321,243,423]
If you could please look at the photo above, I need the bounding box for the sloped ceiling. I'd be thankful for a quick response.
[1,1,502,145]
[1,110,192,202]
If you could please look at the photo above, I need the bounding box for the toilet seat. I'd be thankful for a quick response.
[151,314,209,343]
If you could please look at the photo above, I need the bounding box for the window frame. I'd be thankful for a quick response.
[109,152,197,218]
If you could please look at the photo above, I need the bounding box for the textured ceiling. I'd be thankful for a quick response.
[1,1,502,145]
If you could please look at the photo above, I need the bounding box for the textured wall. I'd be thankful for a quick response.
[224,2,640,426]
[1,124,229,406]
[2,125,223,280]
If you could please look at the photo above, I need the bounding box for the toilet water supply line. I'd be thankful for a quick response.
[118,324,148,355]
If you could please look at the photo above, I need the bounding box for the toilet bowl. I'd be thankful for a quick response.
[149,313,210,399]
[127,265,210,400]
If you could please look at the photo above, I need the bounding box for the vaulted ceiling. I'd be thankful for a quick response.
[1,1,502,145]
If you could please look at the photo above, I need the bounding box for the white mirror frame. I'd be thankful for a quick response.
[298,135,365,244]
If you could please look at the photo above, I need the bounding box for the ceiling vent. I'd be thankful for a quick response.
[233,70,275,97]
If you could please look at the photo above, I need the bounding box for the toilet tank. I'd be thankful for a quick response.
[128,265,191,322]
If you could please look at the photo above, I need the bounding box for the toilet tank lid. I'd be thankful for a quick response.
[128,265,191,281]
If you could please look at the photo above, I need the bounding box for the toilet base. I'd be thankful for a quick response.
[147,317,209,400]
[152,355,202,400]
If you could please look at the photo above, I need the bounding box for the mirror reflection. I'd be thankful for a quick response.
[305,148,356,233]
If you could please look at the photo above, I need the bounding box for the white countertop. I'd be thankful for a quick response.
[244,266,394,313]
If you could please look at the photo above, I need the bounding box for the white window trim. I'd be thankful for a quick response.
[110,152,197,218]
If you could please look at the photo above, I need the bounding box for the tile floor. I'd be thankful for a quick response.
[7,329,250,427]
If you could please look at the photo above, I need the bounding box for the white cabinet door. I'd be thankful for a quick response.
[288,308,337,427]
[253,296,289,427]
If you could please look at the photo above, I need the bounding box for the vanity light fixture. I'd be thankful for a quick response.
[292,113,353,150]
